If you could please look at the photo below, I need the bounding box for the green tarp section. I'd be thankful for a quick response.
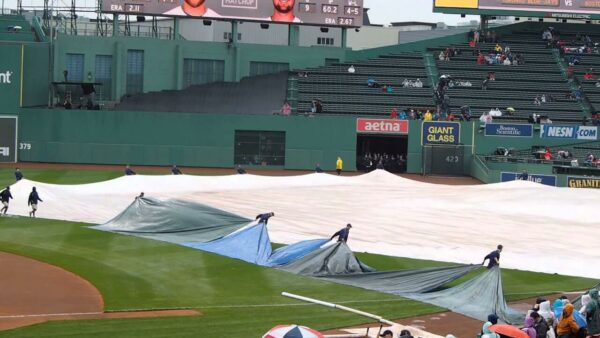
[93,197,251,244]
[401,266,524,324]
[278,242,375,276]
[320,264,480,294]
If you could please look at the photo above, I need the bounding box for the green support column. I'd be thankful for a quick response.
[114,42,123,100]
[288,25,299,46]
[341,27,347,48]
[175,44,183,90]
[230,21,240,81]
[173,17,180,40]
[112,14,119,37]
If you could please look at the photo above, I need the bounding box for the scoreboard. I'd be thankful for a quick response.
[102,0,364,28]
[434,0,600,18]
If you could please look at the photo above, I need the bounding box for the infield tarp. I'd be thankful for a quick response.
[401,266,524,324]
[278,242,375,276]
[319,264,480,294]
[267,239,330,267]
[92,197,251,244]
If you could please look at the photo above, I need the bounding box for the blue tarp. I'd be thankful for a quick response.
[184,223,273,265]
[267,239,330,267]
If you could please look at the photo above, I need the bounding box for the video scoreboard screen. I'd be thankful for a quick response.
[435,0,600,17]
[102,0,364,28]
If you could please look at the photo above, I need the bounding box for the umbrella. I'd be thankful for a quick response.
[489,324,529,338]
[262,325,324,338]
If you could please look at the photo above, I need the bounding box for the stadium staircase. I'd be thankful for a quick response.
[0,14,37,42]
[431,34,583,122]
[293,53,434,116]
[423,52,439,89]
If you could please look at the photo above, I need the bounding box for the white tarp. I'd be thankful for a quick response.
[6,170,600,279]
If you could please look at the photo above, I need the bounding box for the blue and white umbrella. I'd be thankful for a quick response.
[262,324,324,338]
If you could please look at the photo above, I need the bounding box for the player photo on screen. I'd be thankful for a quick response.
[103,0,362,27]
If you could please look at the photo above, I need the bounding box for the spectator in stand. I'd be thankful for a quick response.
[534,96,542,106]
[315,99,323,113]
[544,147,553,160]
[423,110,433,121]
[488,71,496,81]
[477,53,486,65]
[584,68,595,81]
[586,153,595,165]
[399,109,408,120]
[522,317,537,338]
[386,85,393,94]
[460,106,472,121]
[567,65,574,79]
[447,112,455,121]
[480,111,493,124]
[503,58,512,66]
[494,44,503,53]
[390,108,399,119]
[309,100,317,114]
[124,165,136,176]
[367,79,380,88]
[439,50,447,61]
[531,312,550,338]
[584,288,600,337]
[280,101,292,116]
[556,304,581,338]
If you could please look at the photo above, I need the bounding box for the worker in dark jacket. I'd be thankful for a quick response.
[331,223,352,243]
[531,311,549,338]
[0,186,13,215]
[482,244,503,268]
[171,165,182,175]
[28,187,43,218]
[15,168,23,181]
[255,212,274,225]
[125,165,136,176]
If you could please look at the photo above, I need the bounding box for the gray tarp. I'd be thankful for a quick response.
[401,266,524,324]
[92,197,251,244]
[320,264,480,294]
[278,242,375,276]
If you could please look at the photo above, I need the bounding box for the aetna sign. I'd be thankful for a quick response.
[0,71,13,84]
[356,118,409,134]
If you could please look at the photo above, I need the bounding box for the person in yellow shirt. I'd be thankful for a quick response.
[335,157,343,176]
[423,110,433,121]
[494,44,502,53]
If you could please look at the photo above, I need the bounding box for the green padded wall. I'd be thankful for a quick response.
[17,109,357,170]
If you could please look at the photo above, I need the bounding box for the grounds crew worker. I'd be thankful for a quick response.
[28,187,43,218]
[255,212,275,225]
[336,157,343,176]
[482,244,503,269]
[0,186,13,215]
[330,223,352,243]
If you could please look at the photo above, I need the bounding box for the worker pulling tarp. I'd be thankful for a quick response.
[401,266,524,324]
[319,264,480,294]
[92,197,251,244]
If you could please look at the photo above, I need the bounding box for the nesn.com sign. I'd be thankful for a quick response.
[540,125,598,140]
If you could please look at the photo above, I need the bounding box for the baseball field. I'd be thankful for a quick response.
[0,166,597,337]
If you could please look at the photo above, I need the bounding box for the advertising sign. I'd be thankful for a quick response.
[540,125,598,140]
[0,116,17,163]
[102,0,364,27]
[567,176,600,189]
[422,121,460,145]
[356,118,408,134]
[500,172,556,186]
[484,123,533,138]
[434,0,600,18]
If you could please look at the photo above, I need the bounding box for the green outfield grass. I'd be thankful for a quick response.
[0,169,597,337]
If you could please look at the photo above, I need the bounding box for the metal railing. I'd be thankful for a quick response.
[56,21,173,39]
